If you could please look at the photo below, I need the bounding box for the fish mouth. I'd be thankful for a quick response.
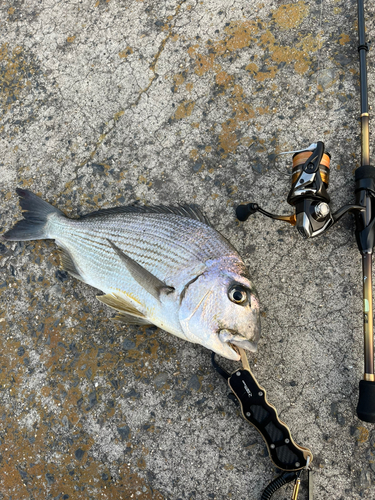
[218,329,258,354]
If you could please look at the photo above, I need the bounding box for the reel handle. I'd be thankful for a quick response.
[236,203,259,222]
[236,203,296,225]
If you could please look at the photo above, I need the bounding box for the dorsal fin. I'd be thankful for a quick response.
[79,204,211,226]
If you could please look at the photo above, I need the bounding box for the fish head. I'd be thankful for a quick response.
[178,259,260,361]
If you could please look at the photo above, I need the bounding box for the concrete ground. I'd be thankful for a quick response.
[1,0,375,498]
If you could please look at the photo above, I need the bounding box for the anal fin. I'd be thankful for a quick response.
[58,247,86,283]
[112,313,153,326]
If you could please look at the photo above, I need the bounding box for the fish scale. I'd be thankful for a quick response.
[2,189,261,361]
[55,215,228,281]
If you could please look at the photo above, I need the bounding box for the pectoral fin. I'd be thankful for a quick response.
[107,239,175,301]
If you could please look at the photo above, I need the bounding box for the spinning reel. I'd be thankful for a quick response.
[236,141,364,239]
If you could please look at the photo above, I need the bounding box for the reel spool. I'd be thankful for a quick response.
[291,150,330,187]
[287,142,332,238]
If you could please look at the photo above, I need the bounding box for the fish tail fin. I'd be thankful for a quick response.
[1,188,65,241]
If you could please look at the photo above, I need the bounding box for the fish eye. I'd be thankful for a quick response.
[228,285,248,305]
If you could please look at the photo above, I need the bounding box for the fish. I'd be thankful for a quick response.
[1,188,261,361]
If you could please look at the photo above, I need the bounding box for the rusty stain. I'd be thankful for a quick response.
[215,70,233,87]
[0,44,40,116]
[173,100,195,120]
[119,47,133,59]
[194,52,219,76]
[339,33,350,45]
[189,149,199,160]
[185,13,322,158]
[218,120,239,156]
[0,270,173,497]
[229,85,256,121]
[221,20,259,52]
[217,84,257,157]
[260,30,314,75]
[246,61,278,81]
[301,33,322,52]
[356,426,369,443]
[256,105,270,115]
[172,72,185,92]
[273,2,309,30]
[114,110,125,120]
[137,457,147,469]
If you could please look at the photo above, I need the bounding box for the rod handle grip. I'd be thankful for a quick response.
[355,165,375,190]
[357,379,375,423]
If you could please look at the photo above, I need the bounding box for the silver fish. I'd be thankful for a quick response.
[2,189,260,361]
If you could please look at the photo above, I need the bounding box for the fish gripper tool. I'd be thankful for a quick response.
[212,348,313,499]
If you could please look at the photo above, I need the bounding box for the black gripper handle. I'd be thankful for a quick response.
[228,369,312,471]
[357,380,375,423]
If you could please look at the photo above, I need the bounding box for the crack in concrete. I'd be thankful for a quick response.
[55,0,187,199]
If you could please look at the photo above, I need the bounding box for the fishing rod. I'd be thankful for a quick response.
[236,0,375,423]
